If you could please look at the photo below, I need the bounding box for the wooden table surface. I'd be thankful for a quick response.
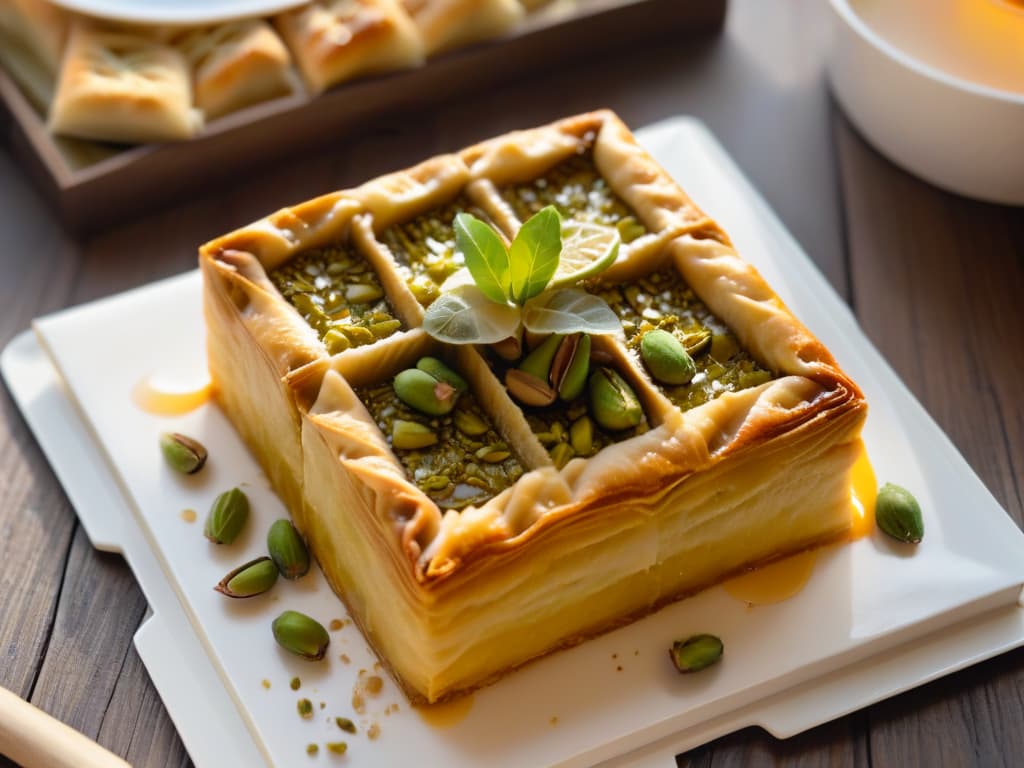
[1,2,1022,766]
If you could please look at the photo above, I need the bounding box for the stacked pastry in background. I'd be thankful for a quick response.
[0,0,545,145]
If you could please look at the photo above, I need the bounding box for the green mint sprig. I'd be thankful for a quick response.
[422,206,622,345]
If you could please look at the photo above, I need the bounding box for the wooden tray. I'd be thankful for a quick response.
[0,0,726,234]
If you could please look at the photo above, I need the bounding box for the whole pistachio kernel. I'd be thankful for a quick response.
[506,368,557,407]
[204,488,249,545]
[215,556,278,598]
[159,432,207,474]
[326,742,348,755]
[550,442,575,470]
[273,610,330,661]
[518,334,563,381]
[391,419,438,450]
[554,334,591,402]
[669,634,723,673]
[416,357,468,394]
[267,519,311,579]
[876,483,924,544]
[394,368,459,416]
[641,329,697,386]
[589,367,643,431]
[454,409,489,437]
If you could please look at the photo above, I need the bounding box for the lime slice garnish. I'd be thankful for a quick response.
[545,222,621,291]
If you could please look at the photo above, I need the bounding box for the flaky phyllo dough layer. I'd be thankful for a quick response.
[200,111,866,703]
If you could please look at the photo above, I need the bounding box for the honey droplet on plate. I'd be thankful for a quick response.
[723,550,819,606]
[133,375,211,416]
[180,509,197,523]
[415,694,474,729]
[849,443,878,540]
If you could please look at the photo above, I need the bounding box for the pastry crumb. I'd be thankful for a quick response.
[367,723,381,740]
[352,692,366,714]
[365,675,384,695]
[261,679,271,690]
[340,654,351,664]
[549,716,559,726]
[329,619,344,631]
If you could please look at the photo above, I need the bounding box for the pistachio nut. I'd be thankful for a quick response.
[394,368,459,416]
[335,717,357,734]
[518,334,563,381]
[589,368,643,431]
[272,610,330,661]
[416,357,468,394]
[322,329,351,355]
[267,519,311,579]
[297,698,313,718]
[215,556,278,598]
[552,334,591,401]
[680,327,712,357]
[326,742,348,755]
[505,369,556,407]
[876,482,924,544]
[669,634,723,673]
[641,329,697,385]
[343,325,376,346]
[159,432,207,474]
[549,442,575,470]
[454,409,489,437]
[344,284,384,303]
[391,419,438,450]
[569,415,594,456]
[204,487,249,545]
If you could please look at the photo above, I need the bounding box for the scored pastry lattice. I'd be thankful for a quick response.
[255,116,770,514]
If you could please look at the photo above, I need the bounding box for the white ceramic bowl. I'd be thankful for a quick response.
[828,0,1024,205]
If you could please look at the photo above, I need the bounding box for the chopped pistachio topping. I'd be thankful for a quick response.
[269,245,402,351]
[381,196,492,306]
[501,153,647,243]
[591,268,775,412]
[357,380,525,509]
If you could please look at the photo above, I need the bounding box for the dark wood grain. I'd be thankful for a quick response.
[0,1,1022,766]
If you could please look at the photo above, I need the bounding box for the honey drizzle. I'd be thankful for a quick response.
[724,443,877,605]
[414,694,474,728]
[132,376,211,416]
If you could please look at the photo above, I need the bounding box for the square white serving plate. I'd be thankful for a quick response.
[4,117,1024,768]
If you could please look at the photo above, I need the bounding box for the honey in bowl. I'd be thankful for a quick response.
[853,0,1024,95]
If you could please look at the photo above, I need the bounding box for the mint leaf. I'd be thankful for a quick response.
[509,205,561,304]
[455,213,511,305]
[422,284,521,344]
[522,288,622,336]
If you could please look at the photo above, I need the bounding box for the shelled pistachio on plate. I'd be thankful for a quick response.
[267,519,311,579]
[204,487,249,545]
[876,483,924,544]
[273,610,330,661]
[592,267,775,412]
[669,634,724,673]
[159,432,207,474]
[359,357,525,509]
[268,244,403,354]
[215,557,279,598]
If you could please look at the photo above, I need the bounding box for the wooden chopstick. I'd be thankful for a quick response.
[0,685,131,768]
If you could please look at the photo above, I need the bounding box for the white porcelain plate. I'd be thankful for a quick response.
[4,118,1024,768]
[48,0,307,25]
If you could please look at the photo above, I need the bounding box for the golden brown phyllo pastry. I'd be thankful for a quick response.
[199,111,866,704]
